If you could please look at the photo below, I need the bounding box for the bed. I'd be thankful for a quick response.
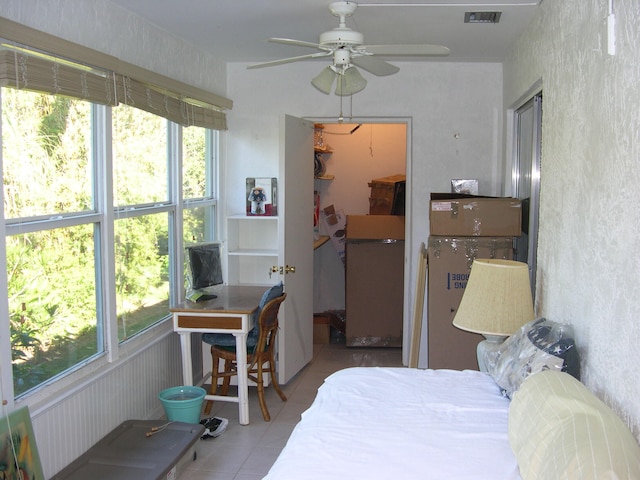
[264,319,640,480]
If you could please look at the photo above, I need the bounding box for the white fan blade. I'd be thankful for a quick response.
[351,56,399,76]
[269,38,325,50]
[365,44,450,56]
[247,52,332,70]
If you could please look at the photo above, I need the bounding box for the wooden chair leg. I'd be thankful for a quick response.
[256,361,270,421]
[204,348,220,415]
[220,359,232,396]
[268,351,287,402]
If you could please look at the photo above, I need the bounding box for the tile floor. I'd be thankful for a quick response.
[181,339,403,480]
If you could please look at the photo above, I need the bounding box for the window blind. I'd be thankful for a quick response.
[0,48,118,106]
[0,17,231,130]
[113,74,227,130]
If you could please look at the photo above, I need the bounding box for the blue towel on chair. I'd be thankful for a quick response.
[202,282,284,348]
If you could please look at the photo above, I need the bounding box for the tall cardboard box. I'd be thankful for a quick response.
[346,215,404,347]
[427,236,513,370]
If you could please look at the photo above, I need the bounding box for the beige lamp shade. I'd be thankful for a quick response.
[453,259,534,336]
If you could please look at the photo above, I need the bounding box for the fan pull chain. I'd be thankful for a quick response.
[338,79,344,122]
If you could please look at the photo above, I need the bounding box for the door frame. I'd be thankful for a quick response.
[506,81,542,296]
[306,115,413,362]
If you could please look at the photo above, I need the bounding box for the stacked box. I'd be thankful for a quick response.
[427,194,521,370]
[368,174,406,215]
[313,314,330,344]
[429,193,521,236]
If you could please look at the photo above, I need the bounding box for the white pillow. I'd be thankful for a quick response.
[509,370,640,480]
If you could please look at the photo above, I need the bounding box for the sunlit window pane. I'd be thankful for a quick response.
[2,89,93,218]
[183,206,216,245]
[183,126,208,199]
[114,213,170,341]
[7,225,100,396]
[112,105,168,206]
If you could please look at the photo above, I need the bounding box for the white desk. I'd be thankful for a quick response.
[171,285,266,425]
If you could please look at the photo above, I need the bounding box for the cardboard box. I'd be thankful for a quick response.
[346,214,405,240]
[429,193,522,237]
[427,236,513,370]
[368,174,406,215]
[345,215,404,347]
[313,314,330,344]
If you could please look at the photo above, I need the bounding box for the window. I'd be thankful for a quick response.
[2,87,220,397]
[0,27,230,404]
[2,91,94,218]
[113,106,168,206]
[183,126,218,239]
[113,106,170,341]
[182,126,219,289]
[3,90,102,396]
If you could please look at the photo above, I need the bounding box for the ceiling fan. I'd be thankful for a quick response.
[247,1,450,96]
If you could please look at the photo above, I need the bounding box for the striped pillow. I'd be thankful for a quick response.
[509,370,640,480]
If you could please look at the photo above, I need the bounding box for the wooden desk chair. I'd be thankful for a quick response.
[203,292,287,421]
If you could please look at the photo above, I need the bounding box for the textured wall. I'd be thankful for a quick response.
[504,0,640,438]
[225,60,503,367]
[0,0,227,95]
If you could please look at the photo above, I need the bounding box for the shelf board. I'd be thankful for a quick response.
[228,248,278,256]
[314,235,330,250]
[315,174,335,181]
[228,214,278,220]
[314,147,333,154]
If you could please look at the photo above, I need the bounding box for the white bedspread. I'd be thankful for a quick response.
[264,367,521,480]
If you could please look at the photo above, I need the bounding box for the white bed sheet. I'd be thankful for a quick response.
[264,367,521,480]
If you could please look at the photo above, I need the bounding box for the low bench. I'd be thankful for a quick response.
[52,420,204,480]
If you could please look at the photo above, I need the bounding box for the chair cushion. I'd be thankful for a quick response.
[202,282,284,348]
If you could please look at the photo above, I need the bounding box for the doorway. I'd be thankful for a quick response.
[512,93,542,292]
[310,120,410,335]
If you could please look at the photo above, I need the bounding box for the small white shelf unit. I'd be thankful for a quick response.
[226,215,279,286]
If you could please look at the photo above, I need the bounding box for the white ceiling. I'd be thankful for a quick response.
[108,0,540,65]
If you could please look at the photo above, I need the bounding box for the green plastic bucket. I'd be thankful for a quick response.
[158,386,206,424]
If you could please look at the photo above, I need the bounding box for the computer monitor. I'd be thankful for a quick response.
[187,243,223,293]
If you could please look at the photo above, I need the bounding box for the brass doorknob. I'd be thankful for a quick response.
[284,265,296,274]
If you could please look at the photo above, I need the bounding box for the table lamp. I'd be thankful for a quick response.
[452,259,535,372]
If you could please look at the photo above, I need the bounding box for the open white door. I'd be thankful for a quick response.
[277,114,315,384]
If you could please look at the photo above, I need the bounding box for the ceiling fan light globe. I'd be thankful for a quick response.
[334,49,351,66]
[311,67,336,95]
[335,66,367,96]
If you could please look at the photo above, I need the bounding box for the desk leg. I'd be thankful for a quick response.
[178,332,193,386]
[234,332,250,425]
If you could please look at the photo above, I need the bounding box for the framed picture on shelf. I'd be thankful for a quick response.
[246,177,277,216]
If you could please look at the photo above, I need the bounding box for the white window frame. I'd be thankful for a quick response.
[0,96,220,411]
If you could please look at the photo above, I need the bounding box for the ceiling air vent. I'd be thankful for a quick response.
[464,12,502,24]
